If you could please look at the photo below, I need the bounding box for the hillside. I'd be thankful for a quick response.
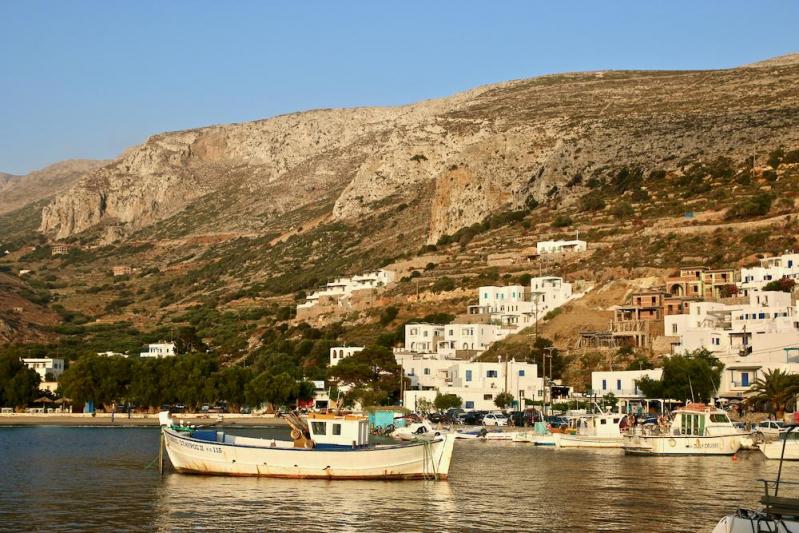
[1,56,798,389]
[0,160,105,215]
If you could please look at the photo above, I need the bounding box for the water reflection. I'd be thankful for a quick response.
[4,429,799,531]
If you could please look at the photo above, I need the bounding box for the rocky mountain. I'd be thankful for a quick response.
[0,160,105,215]
[40,57,799,246]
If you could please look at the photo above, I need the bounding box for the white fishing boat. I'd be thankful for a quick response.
[556,412,625,449]
[761,431,799,460]
[160,412,455,480]
[623,404,745,456]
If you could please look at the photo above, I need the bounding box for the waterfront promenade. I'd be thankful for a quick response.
[0,412,289,427]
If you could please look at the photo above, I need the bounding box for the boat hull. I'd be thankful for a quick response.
[556,434,623,449]
[760,440,799,460]
[623,433,742,456]
[163,428,455,480]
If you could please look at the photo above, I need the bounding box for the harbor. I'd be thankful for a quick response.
[2,425,798,531]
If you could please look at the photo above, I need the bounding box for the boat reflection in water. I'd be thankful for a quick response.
[153,471,456,531]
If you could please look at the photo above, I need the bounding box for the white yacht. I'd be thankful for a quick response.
[623,404,745,456]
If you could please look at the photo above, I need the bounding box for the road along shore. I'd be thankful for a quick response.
[0,413,289,427]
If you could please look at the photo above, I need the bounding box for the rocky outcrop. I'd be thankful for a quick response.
[39,58,799,244]
[0,160,104,215]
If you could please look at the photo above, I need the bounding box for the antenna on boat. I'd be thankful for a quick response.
[688,375,695,403]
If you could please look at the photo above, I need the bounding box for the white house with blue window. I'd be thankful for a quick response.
[402,359,543,411]
[739,253,799,295]
[591,369,663,399]
[467,277,577,332]
[665,290,799,398]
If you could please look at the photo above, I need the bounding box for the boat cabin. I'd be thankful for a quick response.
[572,413,625,437]
[671,404,735,437]
[307,413,370,448]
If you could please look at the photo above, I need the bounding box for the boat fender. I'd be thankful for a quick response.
[668,438,676,448]
[434,432,441,437]
[415,426,428,435]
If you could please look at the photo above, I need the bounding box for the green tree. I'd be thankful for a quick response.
[494,392,514,409]
[327,346,400,407]
[636,349,723,403]
[602,392,618,410]
[763,278,796,293]
[434,393,463,411]
[0,354,41,408]
[745,368,799,418]
[212,366,253,412]
[379,306,399,326]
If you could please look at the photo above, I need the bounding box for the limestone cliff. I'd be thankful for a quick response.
[0,160,105,215]
[40,59,799,244]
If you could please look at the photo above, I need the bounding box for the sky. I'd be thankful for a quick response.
[0,1,797,175]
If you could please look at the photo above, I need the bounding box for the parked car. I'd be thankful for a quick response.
[756,420,785,436]
[506,410,535,427]
[446,408,466,421]
[462,411,485,425]
[428,412,444,423]
[483,413,509,426]
[545,415,569,429]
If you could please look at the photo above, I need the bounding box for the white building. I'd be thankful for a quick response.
[329,346,364,366]
[21,358,65,380]
[438,323,514,356]
[665,290,799,398]
[403,359,543,411]
[404,323,446,354]
[97,351,128,358]
[140,342,177,358]
[298,269,395,310]
[530,276,573,312]
[739,253,799,295]
[591,369,663,399]
[536,239,587,254]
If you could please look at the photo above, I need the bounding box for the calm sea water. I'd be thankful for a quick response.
[1,426,798,532]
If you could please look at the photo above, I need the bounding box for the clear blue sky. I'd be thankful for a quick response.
[1,1,797,175]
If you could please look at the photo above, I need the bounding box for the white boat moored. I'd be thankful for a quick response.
[623,404,745,456]
[161,412,455,480]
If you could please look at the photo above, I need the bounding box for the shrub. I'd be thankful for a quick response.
[379,306,399,326]
[725,193,773,220]
[767,148,785,168]
[431,277,456,293]
[551,214,573,228]
[611,201,635,220]
[763,278,796,292]
[580,193,606,212]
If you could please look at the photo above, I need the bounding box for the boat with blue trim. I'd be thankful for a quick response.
[160,411,455,480]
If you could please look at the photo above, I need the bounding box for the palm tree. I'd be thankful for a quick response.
[745,369,799,418]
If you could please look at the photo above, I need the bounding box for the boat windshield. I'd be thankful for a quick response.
[709,413,731,424]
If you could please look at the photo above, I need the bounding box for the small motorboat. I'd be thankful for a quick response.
[392,422,443,441]
[556,411,625,449]
[160,411,455,480]
[712,425,799,532]
[761,430,799,460]
[455,427,488,440]
[483,429,514,441]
